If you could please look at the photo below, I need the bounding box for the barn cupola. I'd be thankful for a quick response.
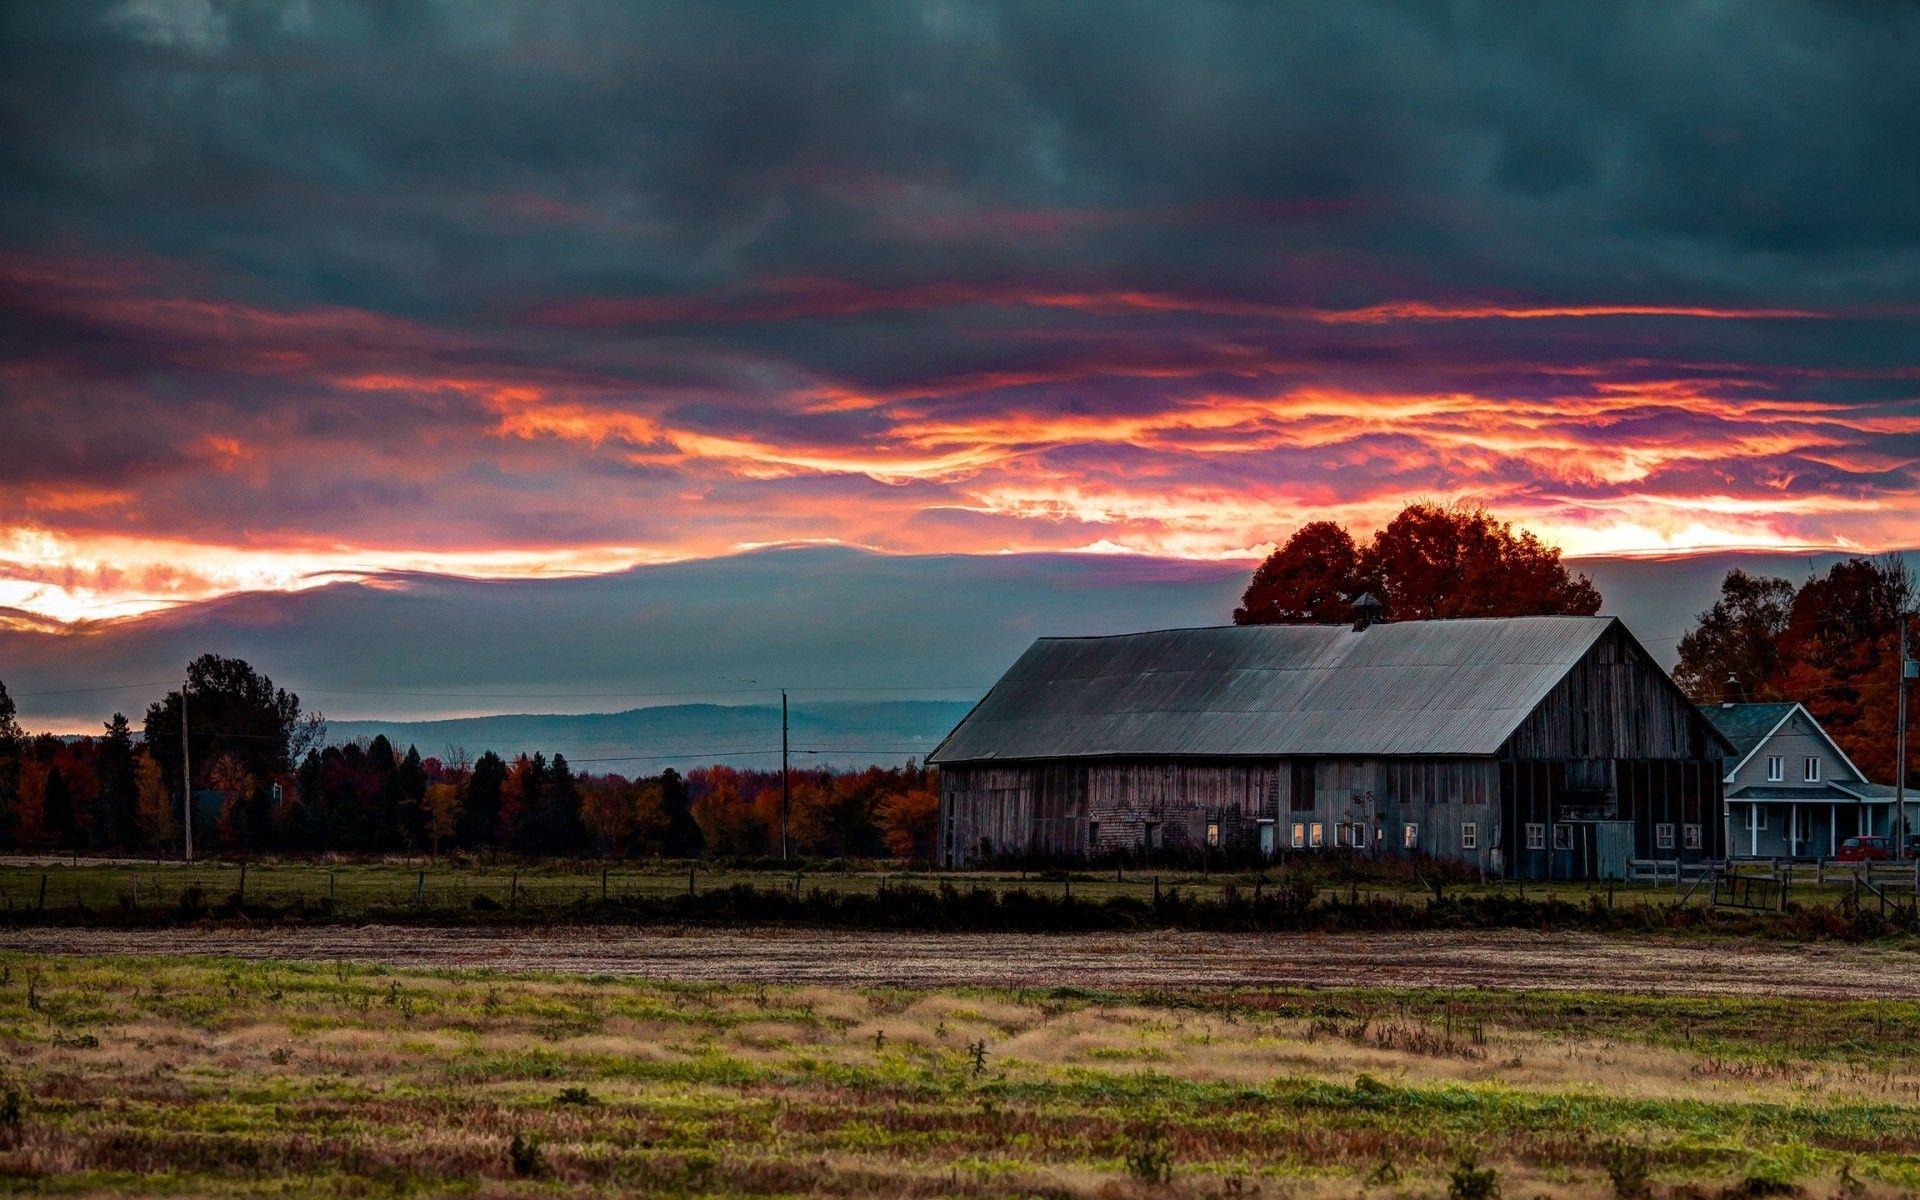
[1351,592,1386,632]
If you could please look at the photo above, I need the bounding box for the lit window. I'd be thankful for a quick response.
[1767,756,1783,782]
[1804,757,1820,782]
[1656,823,1675,850]
[1525,823,1545,850]
[1402,822,1418,849]
[1290,822,1305,849]
[1206,822,1221,847]
[1683,824,1702,850]
[1309,822,1324,848]
[1461,822,1477,851]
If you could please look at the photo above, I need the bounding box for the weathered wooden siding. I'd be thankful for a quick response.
[1501,623,1714,761]
[942,760,1276,863]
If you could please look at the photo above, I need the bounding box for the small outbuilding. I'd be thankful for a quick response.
[931,614,1733,878]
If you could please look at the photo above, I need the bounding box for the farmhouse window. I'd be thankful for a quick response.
[1656,823,1675,850]
[1402,822,1418,849]
[1309,822,1324,848]
[1753,808,1769,831]
[1683,824,1702,850]
[1803,757,1820,782]
[1346,822,1367,848]
[1525,822,1545,850]
[1087,821,1100,848]
[1460,822,1478,851]
[1291,822,1305,849]
[1552,823,1573,851]
[1766,756,1784,782]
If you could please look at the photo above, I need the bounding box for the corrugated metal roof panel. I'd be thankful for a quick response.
[929,616,1616,763]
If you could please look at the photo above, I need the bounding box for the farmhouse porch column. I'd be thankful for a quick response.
[1789,801,1799,857]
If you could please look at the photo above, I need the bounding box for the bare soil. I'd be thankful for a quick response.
[7,925,1920,997]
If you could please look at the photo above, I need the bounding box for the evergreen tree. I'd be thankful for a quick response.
[542,755,586,855]
[95,714,140,851]
[660,768,704,857]
[397,745,429,852]
[365,736,401,851]
[461,751,507,851]
[0,681,20,850]
[43,766,79,855]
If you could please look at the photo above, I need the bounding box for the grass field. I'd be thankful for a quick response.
[3,856,1908,918]
[3,949,1920,1197]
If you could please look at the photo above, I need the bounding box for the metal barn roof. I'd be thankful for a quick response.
[930,616,1625,764]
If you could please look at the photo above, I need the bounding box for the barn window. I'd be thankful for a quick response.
[1309,822,1324,848]
[1766,756,1783,781]
[1350,823,1368,848]
[1402,822,1418,849]
[1206,822,1221,847]
[1803,757,1820,782]
[1525,823,1545,850]
[1291,822,1305,849]
[1656,823,1675,850]
[1683,824,1702,850]
[1088,821,1100,848]
[1553,823,1573,852]
[1460,823,1477,850]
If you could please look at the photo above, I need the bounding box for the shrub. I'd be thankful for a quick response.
[555,1086,596,1106]
[507,1130,545,1177]
[1450,1155,1499,1200]
[1124,1125,1174,1185]
[1605,1142,1651,1200]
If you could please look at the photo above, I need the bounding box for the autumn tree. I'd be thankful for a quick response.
[1234,521,1361,625]
[1235,502,1601,625]
[877,784,940,860]
[1673,570,1795,701]
[134,752,177,854]
[1676,555,1916,786]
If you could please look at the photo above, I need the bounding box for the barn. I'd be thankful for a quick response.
[930,613,1734,879]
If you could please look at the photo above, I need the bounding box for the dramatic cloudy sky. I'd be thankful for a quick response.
[3,0,1918,627]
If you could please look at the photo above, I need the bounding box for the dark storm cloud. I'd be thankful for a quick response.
[0,0,1916,626]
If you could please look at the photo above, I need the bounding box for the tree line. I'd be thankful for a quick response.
[0,655,940,861]
[1674,554,1917,787]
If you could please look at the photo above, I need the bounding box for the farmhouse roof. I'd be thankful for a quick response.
[931,615,1668,764]
[1700,702,1797,768]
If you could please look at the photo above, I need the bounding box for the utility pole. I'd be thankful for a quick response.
[780,689,790,861]
[180,676,193,863]
[1899,616,1911,858]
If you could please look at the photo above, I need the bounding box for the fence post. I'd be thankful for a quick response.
[329,871,337,904]
[238,861,247,905]
[416,871,426,907]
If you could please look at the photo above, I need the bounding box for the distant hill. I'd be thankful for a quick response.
[7,543,1915,732]
[322,699,977,773]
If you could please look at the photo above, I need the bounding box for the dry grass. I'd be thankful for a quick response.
[1,949,1918,1197]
